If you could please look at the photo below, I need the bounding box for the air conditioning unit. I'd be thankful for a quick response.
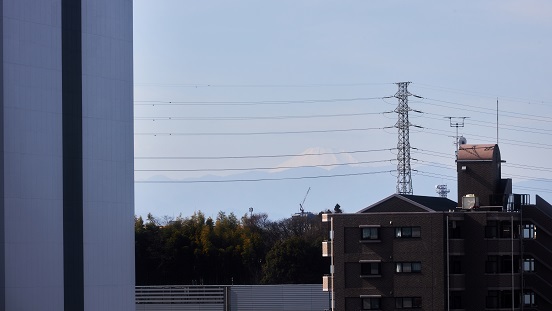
[462,194,479,209]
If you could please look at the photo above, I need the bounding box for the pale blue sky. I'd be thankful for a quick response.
[133,1,552,219]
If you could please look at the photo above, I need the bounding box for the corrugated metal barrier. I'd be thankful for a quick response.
[136,285,226,311]
[135,284,329,311]
[230,284,329,311]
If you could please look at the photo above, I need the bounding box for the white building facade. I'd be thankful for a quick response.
[1,0,134,310]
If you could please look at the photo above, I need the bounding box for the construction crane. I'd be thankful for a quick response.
[299,187,311,215]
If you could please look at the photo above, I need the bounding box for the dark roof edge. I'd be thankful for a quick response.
[357,194,435,213]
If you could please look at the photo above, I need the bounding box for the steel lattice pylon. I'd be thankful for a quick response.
[395,82,413,194]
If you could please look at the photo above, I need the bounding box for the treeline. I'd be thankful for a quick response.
[135,210,334,286]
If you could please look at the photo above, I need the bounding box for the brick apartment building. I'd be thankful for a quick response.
[323,144,552,310]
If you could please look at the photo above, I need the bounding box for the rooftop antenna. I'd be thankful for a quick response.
[496,98,499,145]
[299,187,311,215]
[446,117,468,157]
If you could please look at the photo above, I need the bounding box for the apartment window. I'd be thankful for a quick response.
[395,226,421,238]
[395,297,422,309]
[448,220,462,238]
[396,262,421,273]
[523,224,536,239]
[500,221,511,238]
[361,262,381,276]
[524,291,535,307]
[450,256,463,274]
[485,256,498,274]
[361,227,379,240]
[523,257,535,272]
[486,290,499,309]
[500,255,520,273]
[450,291,463,309]
[485,221,498,238]
[362,297,381,310]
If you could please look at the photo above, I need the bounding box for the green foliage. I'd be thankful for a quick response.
[135,211,329,285]
[261,237,325,284]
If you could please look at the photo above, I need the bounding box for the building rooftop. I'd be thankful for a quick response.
[358,194,457,213]
[457,144,498,161]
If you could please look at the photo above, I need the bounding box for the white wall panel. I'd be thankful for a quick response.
[2,0,64,309]
[81,0,134,310]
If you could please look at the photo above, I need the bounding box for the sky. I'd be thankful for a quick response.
[133,1,552,220]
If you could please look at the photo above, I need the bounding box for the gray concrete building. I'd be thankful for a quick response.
[0,0,134,310]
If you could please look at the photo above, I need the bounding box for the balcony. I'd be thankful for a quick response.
[485,239,520,253]
[322,241,330,257]
[449,239,465,254]
[449,274,465,290]
[322,275,332,292]
[484,274,520,288]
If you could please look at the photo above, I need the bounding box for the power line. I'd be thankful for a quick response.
[413,83,552,106]
[135,170,394,184]
[412,170,456,181]
[416,111,552,136]
[418,97,552,123]
[135,97,387,106]
[413,159,456,170]
[420,127,552,150]
[413,147,552,174]
[503,174,552,183]
[135,82,395,88]
[503,163,552,173]
[135,126,389,136]
[135,159,394,173]
[135,148,396,160]
[134,111,392,121]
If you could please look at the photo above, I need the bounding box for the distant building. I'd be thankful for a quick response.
[323,144,552,310]
[0,1,134,310]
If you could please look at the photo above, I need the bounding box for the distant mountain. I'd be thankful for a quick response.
[135,147,481,221]
[135,164,398,221]
[270,147,362,173]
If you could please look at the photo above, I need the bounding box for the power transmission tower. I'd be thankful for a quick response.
[395,82,413,195]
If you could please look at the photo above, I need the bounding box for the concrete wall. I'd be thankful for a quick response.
[1,0,134,309]
[2,1,65,309]
[81,1,134,310]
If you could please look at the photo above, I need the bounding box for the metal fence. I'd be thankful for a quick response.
[230,284,329,311]
[136,284,328,311]
[136,285,227,311]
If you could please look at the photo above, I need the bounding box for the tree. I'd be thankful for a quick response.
[135,210,328,286]
[261,237,325,284]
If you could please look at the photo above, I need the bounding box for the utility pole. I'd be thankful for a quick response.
[395,82,413,195]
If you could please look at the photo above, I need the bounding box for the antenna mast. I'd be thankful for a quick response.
[446,117,468,156]
[496,98,499,145]
[395,82,413,195]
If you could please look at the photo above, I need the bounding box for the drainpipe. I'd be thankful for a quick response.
[446,215,450,311]
[330,216,335,311]
[520,201,524,311]
[511,215,514,311]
